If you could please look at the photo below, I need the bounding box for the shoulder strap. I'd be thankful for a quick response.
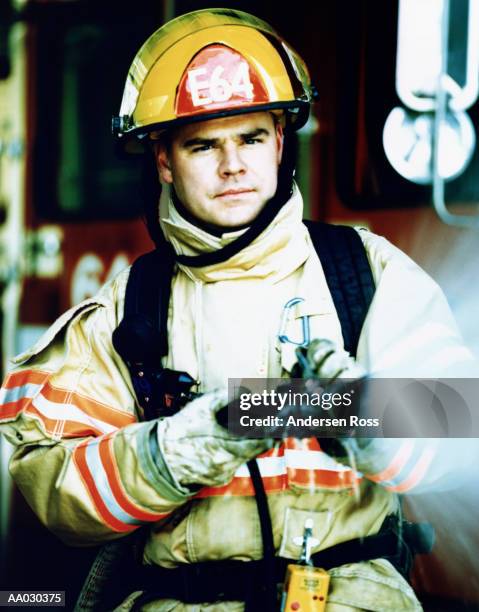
[122,248,174,359]
[112,248,175,420]
[114,248,174,364]
[304,221,375,357]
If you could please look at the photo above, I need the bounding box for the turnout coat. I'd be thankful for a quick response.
[1,188,476,610]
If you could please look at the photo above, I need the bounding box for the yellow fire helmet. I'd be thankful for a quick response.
[113,8,317,152]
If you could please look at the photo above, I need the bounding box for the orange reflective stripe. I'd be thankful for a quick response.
[306,438,322,451]
[26,405,105,437]
[196,438,359,498]
[41,382,135,429]
[287,467,362,489]
[366,440,415,484]
[0,370,49,421]
[73,441,139,533]
[386,445,437,493]
[99,437,170,522]
[195,467,360,498]
[0,397,32,420]
[283,438,356,488]
[3,369,50,388]
[195,474,287,498]
[1,368,135,436]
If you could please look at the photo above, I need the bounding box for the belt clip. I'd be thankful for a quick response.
[297,519,317,566]
[278,297,310,347]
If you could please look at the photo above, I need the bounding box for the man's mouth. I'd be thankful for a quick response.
[215,188,255,198]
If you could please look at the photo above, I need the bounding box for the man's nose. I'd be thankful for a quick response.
[218,143,247,177]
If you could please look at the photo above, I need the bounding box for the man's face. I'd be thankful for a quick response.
[155,112,283,229]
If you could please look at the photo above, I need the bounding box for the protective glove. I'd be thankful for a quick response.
[157,389,272,488]
[296,338,366,382]
[292,339,368,459]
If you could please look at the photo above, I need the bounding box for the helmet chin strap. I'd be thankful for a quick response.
[173,183,294,267]
[170,191,251,238]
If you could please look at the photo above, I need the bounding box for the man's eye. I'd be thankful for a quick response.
[244,137,261,145]
[191,144,212,153]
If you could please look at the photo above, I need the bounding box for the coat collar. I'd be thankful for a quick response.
[160,183,311,283]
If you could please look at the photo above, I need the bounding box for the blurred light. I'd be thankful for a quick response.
[383,106,475,183]
[396,0,479,112]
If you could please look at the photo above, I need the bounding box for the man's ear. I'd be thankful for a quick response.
[275,122,284,165]
[153,141,173,184]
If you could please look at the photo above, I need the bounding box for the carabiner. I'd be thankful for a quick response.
[278,297,310,347]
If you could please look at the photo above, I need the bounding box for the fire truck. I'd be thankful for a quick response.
[0,1,478,609]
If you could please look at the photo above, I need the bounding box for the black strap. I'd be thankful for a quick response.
[304,221,375,357]
[129,516,431,608]
[112,248,176,419]
[246,459,277,611]
[122,247,174,358]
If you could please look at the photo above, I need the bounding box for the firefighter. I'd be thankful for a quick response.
[1,9,477,611]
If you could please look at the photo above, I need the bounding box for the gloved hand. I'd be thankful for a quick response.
[295,338,366,382]
[292,339,368,459]
[157,389,272,488]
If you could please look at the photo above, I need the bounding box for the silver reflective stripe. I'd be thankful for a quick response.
[84,439,143,527]
[0,383,42,405]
